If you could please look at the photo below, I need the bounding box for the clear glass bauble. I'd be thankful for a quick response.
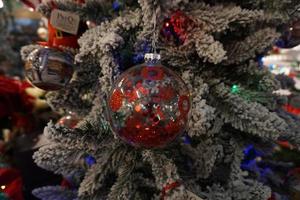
[25,47,74,91]
[107,58,191,148]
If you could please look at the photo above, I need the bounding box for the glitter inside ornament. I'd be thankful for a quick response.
[107,53,191,148]
[25,47,74,91]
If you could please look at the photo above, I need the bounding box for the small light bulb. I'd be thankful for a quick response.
[231,84,239,94]
[0,0,4,9]
[29,7,34,12]
[1,185,6,190]
[290,27,294,31]
[255,157,262,162]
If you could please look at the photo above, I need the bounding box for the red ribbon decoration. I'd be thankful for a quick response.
[160,181,181,200]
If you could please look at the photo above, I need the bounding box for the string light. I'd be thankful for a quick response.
[85,155,96,167]
[0,185,5,190]
[231,85,239,94]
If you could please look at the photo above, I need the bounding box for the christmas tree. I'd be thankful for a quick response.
[20,0,300,199]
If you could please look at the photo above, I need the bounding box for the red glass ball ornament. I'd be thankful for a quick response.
[170,10,194,42]
[107,54,191,148]
[57,111,80,129]
[160,11,195,45]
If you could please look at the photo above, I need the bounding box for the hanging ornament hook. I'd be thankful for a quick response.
[146,5,160,65]
[144,53,161,65]
[151,6,158,54]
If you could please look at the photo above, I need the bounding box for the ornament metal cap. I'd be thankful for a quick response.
[144,53,161,65]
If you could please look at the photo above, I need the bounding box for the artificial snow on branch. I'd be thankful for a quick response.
[211,83,288,139]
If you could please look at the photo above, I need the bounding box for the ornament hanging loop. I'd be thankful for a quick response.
[144,53,160,65]
[151,6,158,54]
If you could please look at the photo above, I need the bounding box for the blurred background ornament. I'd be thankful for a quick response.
[160,10,195,45]
[107,53,191,148]
[57,111,80,129]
